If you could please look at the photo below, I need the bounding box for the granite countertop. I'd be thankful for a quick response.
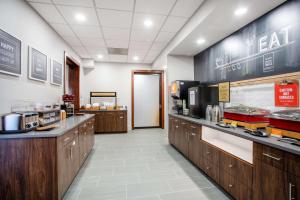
[80,109,127,112]
[0,114,95,139]
[169,113,300,156]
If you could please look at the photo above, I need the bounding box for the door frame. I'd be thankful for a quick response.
[131,70,164,130]
[64,52,80,112]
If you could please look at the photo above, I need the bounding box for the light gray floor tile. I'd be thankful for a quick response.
[63,129,228,200]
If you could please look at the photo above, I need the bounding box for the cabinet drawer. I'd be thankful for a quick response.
[58,127,78,148]
[254,143,284,170]
[220,150,253,186]
[203,158,219,182]
[202,142,219,164]
[188,123,201,138]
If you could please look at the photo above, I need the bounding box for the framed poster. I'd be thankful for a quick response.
[275,80,299,107]
[0,28,21,76]
[218,82,230,102]
[50,59,63,86]
[28,46,47,82]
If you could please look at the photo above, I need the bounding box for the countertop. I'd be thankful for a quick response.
[0,114,95,139]
[80,109,127,112]
[169,113,300,156]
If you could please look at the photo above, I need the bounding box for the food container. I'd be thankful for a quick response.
[224,105,270,123]
[268,110,300,132]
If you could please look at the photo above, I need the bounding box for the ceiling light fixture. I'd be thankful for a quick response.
[133,56,139,61]
[144,19,153,28]
[234,7,248,16]
[75,13,86,22]
[97,54,103,59]
[196,38,206,45]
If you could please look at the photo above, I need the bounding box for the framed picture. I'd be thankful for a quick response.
[50,59,63,86]
[28,46,47,82]
[0,28,21,76]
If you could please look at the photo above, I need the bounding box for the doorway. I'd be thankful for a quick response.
[64,52,80,112]
[131,70,164,129]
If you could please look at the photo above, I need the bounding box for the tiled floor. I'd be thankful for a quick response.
[63,129,230,200]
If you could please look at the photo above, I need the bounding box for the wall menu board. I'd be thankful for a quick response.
[29,47,47,82]
[218,82,230,102]
[194,0,300,84]
[51,59,63,86]
[0,29,21,76]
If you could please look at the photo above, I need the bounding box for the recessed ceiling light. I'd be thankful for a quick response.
[133,56,139,61]
[196,38,206,45]
[75,13,86,22]
[97,54,103,59]
[144,19,153,28]
[234,7,248,16]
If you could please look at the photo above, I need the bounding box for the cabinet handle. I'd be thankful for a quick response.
[191,133,196,136]
[176,126,179,128]
[120,116,124,119]
[70,146,73,159]
[64,137,70,142]
[262,153,281,161]
[206,166,210,170]
[229,184,233,188]
[289,183,295,200]
[72,141,76,146]
[190,126,196,129]
[206,151,210,155]
[181,122,186,125]
[228,164,233,168]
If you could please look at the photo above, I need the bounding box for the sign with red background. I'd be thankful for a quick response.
[275,81,299,107]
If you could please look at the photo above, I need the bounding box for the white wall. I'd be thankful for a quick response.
[0,0,81,114]
[81,62,152,130]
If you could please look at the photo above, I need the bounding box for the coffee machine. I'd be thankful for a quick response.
[188,85,219,118]
[170,80,199,114]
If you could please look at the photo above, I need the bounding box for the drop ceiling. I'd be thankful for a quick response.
[26,0,205,64]
[169,0,287,57]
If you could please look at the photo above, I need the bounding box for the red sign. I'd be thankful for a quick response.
[275,81,299,107]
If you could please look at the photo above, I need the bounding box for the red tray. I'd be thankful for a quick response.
[224,112,269,123]
[269,118,300,132]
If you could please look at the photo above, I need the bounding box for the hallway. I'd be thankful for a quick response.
[64,129,229,200]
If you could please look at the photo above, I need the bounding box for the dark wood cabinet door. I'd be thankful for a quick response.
[188,128,200,166]
[104,112,117,132]
[116,112,126,132]
[203,158,219,183]
[95,113,105,133]
[253,158,288,200]
[179,121,189,157]
[168,117,175,145]
[202,141,219,165]
[173,119,181,148]
[288,174,300,200]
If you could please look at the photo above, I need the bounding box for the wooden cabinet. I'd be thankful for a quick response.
[168,117,176,145]
[188,123,201,167]
[253,142,300,200]
[179,120,189,156]
[84,111,127,133]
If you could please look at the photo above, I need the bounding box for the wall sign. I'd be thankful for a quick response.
[51,59,63,86]
[218,82,230,102]
[275,81,299,107]
[194,0,300,84]
[0,29,21,76]
[28,46,47,82]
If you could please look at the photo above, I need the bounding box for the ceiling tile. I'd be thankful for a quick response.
[155,31,176,42]
[143,56,155,63]
[29,3,66,24]
[146,50,161,58]
[27,0,52,3]
[161,16,187,32]
[129,41,152,50]
[130,29,158,42]
[102,27,130,40]
[150,42,167,51]
[97,9,132,29]
[71,46,90,58]
[95,0,134,11]
[51,23,75,37]
[52,0,94,7]
[135,0,176,15]
[85,46,108,55]
[171,0,204,18]
[106,40,129,48]
[71,25,102,38]
[132,13,166,30]
[57,5,98,26]
[80,37,106,47]
[63,36,82,46]
[109,55,128,62]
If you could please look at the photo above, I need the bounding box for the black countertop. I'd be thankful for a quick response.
[169,113,300,156]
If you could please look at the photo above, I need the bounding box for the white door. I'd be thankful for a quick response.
[134,74,160,128]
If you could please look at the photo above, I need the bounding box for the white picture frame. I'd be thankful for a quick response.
[28,46,47,82]
[50,59,63,86]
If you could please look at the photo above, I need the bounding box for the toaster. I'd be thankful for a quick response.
[1,112,39,133]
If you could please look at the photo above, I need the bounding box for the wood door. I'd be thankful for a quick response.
[95,113,105,133]
[253,158,288,200]
[104,112,116,132]
[116,111,126,132]
[188,124,201,166]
